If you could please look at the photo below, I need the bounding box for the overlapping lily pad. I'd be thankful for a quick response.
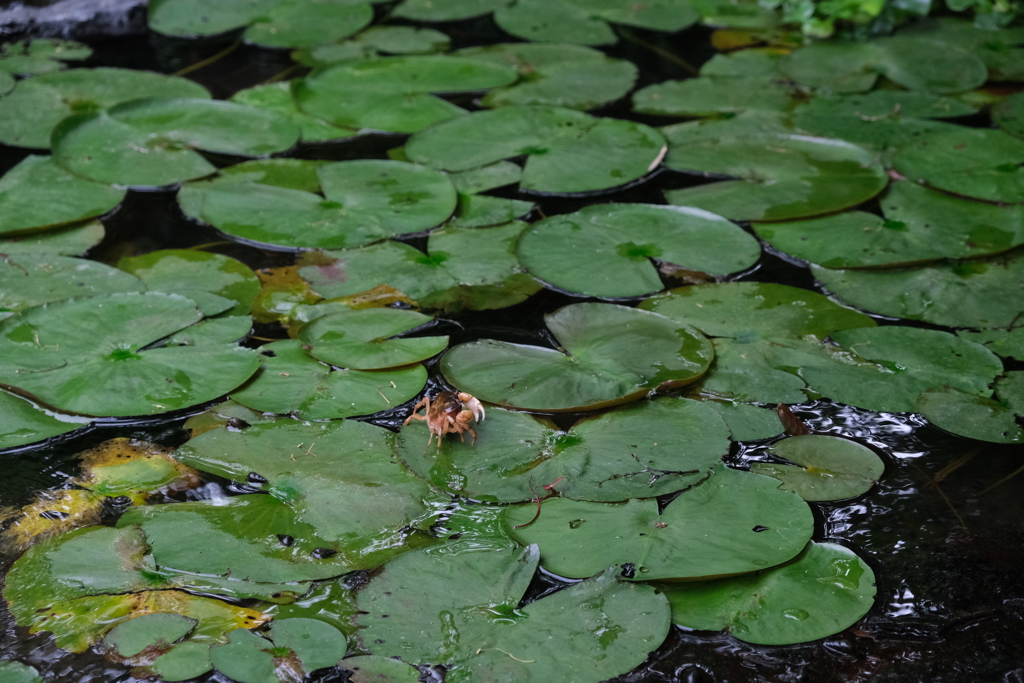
[299,223,540,312]
[397,398,730,502]
[506,465,814,579]
[780,36,987,94]
[178,159,457,250]
[455,42,638,110]
[662,124,888,221]
[813,251,1024,328]
[892,126,1024,203]
[752,435,885,501]
[799,326,1003,413]
[231,340,427,418]
[0,155,126,236]
[174,419,434,566]
[0,292,260,416]
[917,386,1024,444]
[753,180,1024,268]
[392,0,506,21]
[294,26,452,66]
[0,254,145,317]
[0,68,211,149]
[210,619,348,683]
[0,661,41,683]
[0,220,105,257]
[297,307,447,369]
[494,0,700,45]
[441,302,714,411]
[117,250,260,317]
[148,0,284,37]
[516,203,760,298]
[355,544,671,681]
[406,105,666,195]
[662,541,876,645]
[901,17,1024,81]
[229,82,359,144]
[294,56,518,133]
[52,98,300,188]
[959,328,1024,361]
[633,76,794,117]
[640,282,875,341]
[0,389,84,451]
[0,38,91,76]
[103,613,197,659]
[242,0,373,49]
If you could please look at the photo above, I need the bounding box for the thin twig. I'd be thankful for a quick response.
[616,27,699,76]
[261,63,301,85]
[910,461,967,530]
[979,462,1024,496]
[174,41,241,77]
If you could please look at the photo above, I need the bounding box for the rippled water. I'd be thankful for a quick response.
[2,8,1024,683]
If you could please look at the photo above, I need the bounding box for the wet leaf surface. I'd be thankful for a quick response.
[516,203,760,298]
[506,465,814,579]
[231,339,427,418]
[118,249,260,317]
[0,38,91,77]
[753,435,885,501]
[297,307,448,369]
[0,220,105,257]
[406,105,666,195]
[0,68,210,149]
[0,292,260,416]
[495,0,699,45]
[917,385,1024,444]
[242,0,373,49]
[441,302,713,411]
[0,254,145,317]
[396,398,730,502]
[661,541,876,645]
[356,544,671,681]
[103,613,197,658]
[179,158,457,250]
[52,98,300,188]
[229,82,359,144]
[0,388,83,450]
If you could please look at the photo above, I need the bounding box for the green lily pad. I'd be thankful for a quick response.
[506,465,814,580]
[243,0,373,49]
[0,661,42,683]
[0,389,85,451]
[0,292,260,416]
[455,42,638,110]
[812,251,1024,329]
[229,82,359,143]
[693,337,823,404]
[355,544,671,681]
[703,400,785,442]
[397,398,730,503]
[118,494,351,584]
[639,282,875,341]
[0,68,211,150]
[148,0,284,37]
[901,17,1024,81]
[798,326,1003,413]
[494,0,700,45]
[959,328,1024,361]
[780,36,987,94]
[662,541,876,645]
[996,371,1024,414]
[295,56,518,133]
[0,254,145,316]
[297,307,447,370]
[231,339,427,418]
[0,155,125,236]
[174,419,434,565]
[146,640,212,681]
[699,48,786,78]
[118,249,260,317]
[210,618,348,682]
[392,0,507,20]
[292,29,447,66]
[663,127,888,221]
[752,435,884,501]
[0,38,91,76]
[633,76,795,117]
[441,302,714,412]
[338,656,422,683]
[103,612,197,658]
[516,203,760,298]
[299,223,540,312]
[0,220,105,257]
[754,181,1024,268]
[991,91,1024,140]
[0,70,13,96]
[52,98,300,188]
[406,105,666,195]
[917,386,1024,444]
[76,437,199,503]
[892,126,1024,203]
[165,315,252,347]
[179,159,457,250]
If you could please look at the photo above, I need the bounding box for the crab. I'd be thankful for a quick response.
[403,391,486,450]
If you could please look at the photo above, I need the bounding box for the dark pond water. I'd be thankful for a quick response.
[1,4,1024,682]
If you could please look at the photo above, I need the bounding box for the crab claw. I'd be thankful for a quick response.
[458,393,486,422]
